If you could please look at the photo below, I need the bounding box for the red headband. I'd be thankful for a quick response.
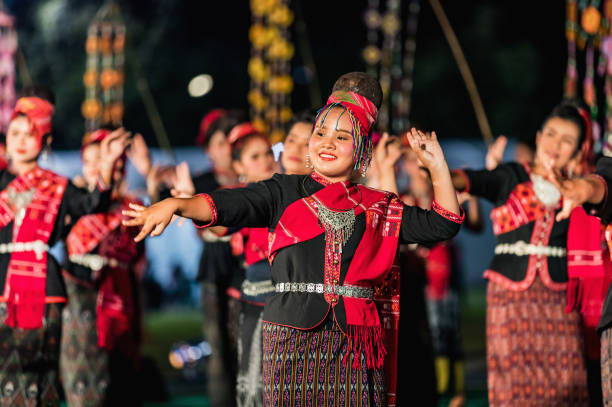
[227,122,262,145]
[196,109,226,146]
[325,90,378,134]
[10,97,54,143]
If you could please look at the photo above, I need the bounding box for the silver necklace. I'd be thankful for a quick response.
[302,175,360,252]
[530,173,560,207]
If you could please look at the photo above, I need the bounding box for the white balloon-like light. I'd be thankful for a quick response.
[188,74,213,97]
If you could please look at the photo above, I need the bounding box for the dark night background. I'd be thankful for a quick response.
[4,0,566,150]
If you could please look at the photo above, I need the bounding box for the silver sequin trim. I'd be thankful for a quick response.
[275,282,373,299]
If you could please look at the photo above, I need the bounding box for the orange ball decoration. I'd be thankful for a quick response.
[582,6,601,35]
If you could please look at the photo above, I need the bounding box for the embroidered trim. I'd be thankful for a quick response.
[192,193,218,229]
[431,200,465,224]
[452,169,470,193]
[310,171,333,186]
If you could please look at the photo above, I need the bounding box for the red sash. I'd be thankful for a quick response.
[66,199,139,350]
[0,168,67,329]
[567,206,606,359]
[269,179,403,376]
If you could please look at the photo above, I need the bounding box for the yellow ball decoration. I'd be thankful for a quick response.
[248,58,270,82]
[81,99,102,119]
[249,24,278,49]
[270,129,285,143]
[363,45,381,65]
[252,117,269,133]
[248,89,269,111]
[250,0,279,17]
[382,12,400,36]
[267,38,294,60]
[268,75,293,94]
[85,36,98,53]
[83,70,98,87]
[280,107,292,123]
[269,5,294,26]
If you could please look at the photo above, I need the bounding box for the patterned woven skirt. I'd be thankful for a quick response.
[236,302,264,407]
[601,327,612,406]
[486,278,589,406]
[262,322,386,407]
[0,302,62,407]
[60,277,140,407]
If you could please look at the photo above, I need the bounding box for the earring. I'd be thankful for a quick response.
[305,154,312,168]
[41,145,50,162]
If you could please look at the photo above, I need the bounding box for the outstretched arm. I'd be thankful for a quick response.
[123,195,213,242]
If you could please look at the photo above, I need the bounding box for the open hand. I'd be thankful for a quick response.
[374,132,403,171]
[486,135,507,170]
[403,128,446,172]
[127,133,152,176]
[543,167,594,221]
[122,199,178,242]
[101,127,132,168]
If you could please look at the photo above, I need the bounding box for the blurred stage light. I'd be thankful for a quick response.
[188,74,213,97]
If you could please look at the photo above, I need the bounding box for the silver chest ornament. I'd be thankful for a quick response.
[7,187,36,228]
[316,203,355,253]
[530,174,561,207]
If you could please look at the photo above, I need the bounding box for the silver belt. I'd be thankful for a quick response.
[241,280,275,296]
[200,229,232,243]
[494,240,566,257]
[275,282,373,299]
[69,254,128,272]
[0,240,50,260]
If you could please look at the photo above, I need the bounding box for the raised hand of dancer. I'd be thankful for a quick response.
[374,132,403,194]
[99,128,132,186]
[171,162,196,198]
[404,128,460,216]
[122,195,214,242]
[127,133,152,177]
[486,135,507,170]
[544,168,606,221]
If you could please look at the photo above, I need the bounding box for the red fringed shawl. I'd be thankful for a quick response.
[268,179,403,374]
[66,199,140,351]
[0,167,67,329]
[566,206,606,360]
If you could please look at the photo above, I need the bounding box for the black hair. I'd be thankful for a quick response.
[204,110,246,148]
[541,101,588,150]
[332,72,383,109]
[231,133,269,162]
[289,109,317,128]
[20,84,56,105]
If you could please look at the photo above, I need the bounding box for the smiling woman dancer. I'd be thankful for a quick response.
[123,72,463,406]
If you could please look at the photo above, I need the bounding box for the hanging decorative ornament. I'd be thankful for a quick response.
[396,0,421,133]
[363,0,382,76]
[565,0,579,98]
[377,0,401,133]
[248,0,294,143]
[0,6,16,133]
[82,0,125,134]
[582,5,602,34]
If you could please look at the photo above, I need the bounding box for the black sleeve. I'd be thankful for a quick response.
[588,157,612,224]
[206,174,285,229]
[460,162,524,206]
[399,204,462,244]
[63,182,112,218]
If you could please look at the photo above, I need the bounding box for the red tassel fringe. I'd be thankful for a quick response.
[343,324,386,370]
